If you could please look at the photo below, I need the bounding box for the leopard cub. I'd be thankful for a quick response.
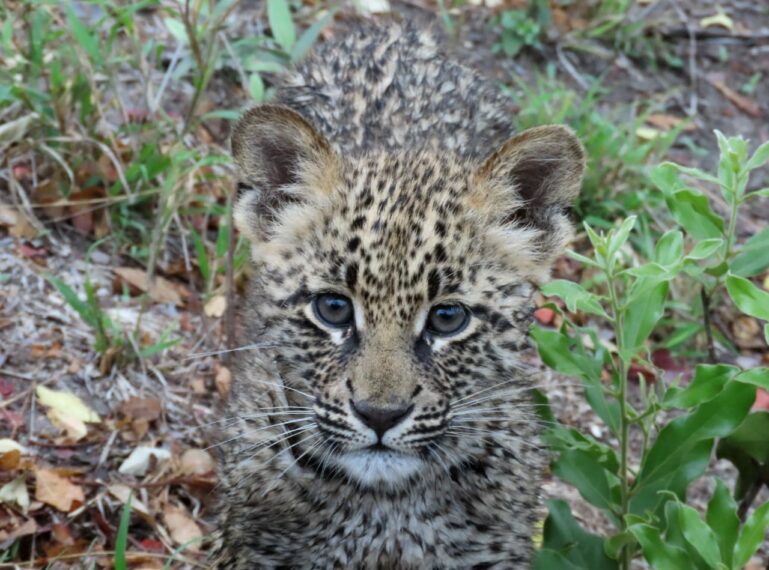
[213,23,585,569]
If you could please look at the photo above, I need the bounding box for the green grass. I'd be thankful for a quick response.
[0,0,331,366]
[506,67,682,226]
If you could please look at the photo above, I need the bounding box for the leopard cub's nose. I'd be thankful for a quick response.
[351,400,414,438]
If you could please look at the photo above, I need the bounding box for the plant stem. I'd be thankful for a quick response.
[607,269,632,570]
[700,287,716,363]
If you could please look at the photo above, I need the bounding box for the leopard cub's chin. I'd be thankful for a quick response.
[333,449,425,487]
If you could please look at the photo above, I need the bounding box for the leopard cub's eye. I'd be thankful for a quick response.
[426,303,469,336]
[314,293,354,328]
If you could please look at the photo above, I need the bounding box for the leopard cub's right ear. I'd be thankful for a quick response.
[231,105,339,242]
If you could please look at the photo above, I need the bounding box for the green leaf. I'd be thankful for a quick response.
[655,230,684,266]
[541,279,609,319]
[716,438,762,502]
[531,327,620,434]
[666,189,724,240]
[66,6,102,64]
[114,492,132,570]
[540,500,618,570]
[628,524,692,570]
[650,163,686,194]
[566,249,600,269]
[678,503,722,568]
[189,228,210,284]
[626,263,673,280]
[48,276,97,328]
[633,381,755,513]
[746,187,769,199]
[707,479,739,568]
[686,238,724,261]
[552,450,618,513]
[163,17,187,43]
[718,411,769,464]
[268,0,296,52]
[534,549,582,570]
[290,8,337,61]
[607,216,636,260]
[733,501,769,569]
[735,368,769,391]
[249,73,265,102]
[731,227,769,278]
[726,274,769,321]
[662,364,738,409]
[668,163,723,187]
[746,140,769,171]
[622,281,668,353]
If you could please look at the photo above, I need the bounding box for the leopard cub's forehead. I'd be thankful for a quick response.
[287,153,506,317]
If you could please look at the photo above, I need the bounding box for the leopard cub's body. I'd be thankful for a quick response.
[214,23,584,569]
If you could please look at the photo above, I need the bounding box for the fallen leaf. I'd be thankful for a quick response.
[0,113,38,153]
[636,125,661,141]
[204,294,227,318]
[36,386,100,441]
[0,518,37,542]
[163,504,202,550]
[113,267,184,306]
[0,439,24,454]
[709,77,763,117]
[0,449,20,470]
[700,10,734,31]
[36,386,100,423]
[47,408,88,440]
[215,366,232,397]
[107,483,150,517]
[118,446,172,477]
[0,476,29,513]
[646,113,695,132]
[180,449,216,476]
[35,469,85,512]
[119,397,162,422]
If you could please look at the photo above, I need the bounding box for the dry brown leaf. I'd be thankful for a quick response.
[114,267,184,306]
[0,449,21,471]
[35,468,85,512]
[215,366,232,397]
[646,113,695,132]
[180,449,216,476]
[119,397,163,421]
[107,484,150,517]
[709,77,763,117]
[163,504,202,550]
[204,294,227,318]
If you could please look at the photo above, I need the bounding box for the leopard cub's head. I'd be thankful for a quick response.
[231,105,584,488]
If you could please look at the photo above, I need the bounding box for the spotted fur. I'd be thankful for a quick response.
[213,23,585,569]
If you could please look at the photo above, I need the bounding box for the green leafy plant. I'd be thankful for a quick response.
[533,133,769,569]
[492,9,542,57]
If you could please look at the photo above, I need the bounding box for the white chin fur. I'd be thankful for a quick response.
[335,450,423,487]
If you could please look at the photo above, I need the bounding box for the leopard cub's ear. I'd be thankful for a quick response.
[470,125,585,279]
[231,105,338,242]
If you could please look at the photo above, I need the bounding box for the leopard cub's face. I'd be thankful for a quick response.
[231,106,584,488]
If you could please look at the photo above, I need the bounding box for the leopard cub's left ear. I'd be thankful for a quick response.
[470,125,586,275]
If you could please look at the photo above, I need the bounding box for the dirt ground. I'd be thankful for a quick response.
[1,0,768,567]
